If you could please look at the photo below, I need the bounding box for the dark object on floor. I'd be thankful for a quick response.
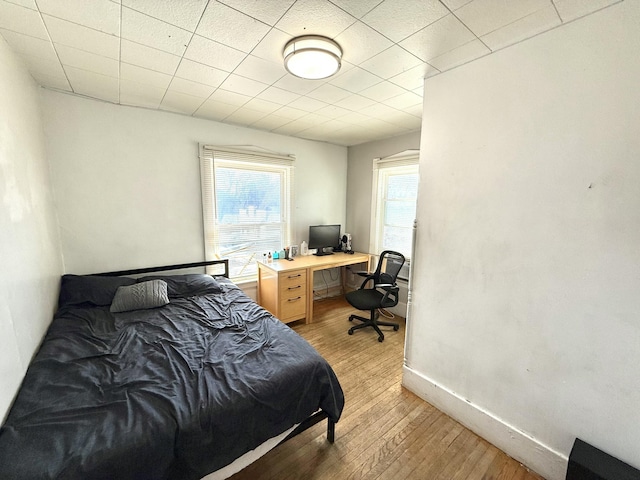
[346,250,405,342]
[566,438,640,480]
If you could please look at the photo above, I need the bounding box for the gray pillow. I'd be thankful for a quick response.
[110,280,169,313]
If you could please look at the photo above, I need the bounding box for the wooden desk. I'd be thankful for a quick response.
[257,252,370,324]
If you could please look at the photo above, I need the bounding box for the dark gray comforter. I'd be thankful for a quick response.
[0,277,344,479]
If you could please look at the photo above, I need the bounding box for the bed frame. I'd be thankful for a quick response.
[95,259,336,446]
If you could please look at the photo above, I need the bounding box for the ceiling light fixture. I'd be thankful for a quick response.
[283,35,342,80]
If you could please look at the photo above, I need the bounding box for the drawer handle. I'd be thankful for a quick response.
[287,297,302,302]
[288,274,301,278]
[287,285,301,290]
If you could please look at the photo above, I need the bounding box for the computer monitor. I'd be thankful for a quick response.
[308,224,341,256]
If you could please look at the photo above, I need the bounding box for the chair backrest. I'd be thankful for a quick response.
[373,250,405,285]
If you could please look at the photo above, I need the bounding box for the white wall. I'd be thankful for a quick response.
[41,91,347,276]
[404,2,640,479]
[0,38,63,420]
[347,131,421,253]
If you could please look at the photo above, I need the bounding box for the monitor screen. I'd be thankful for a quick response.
[308,224,341,256]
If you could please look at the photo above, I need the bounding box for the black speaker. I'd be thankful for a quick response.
[566,438,640,480]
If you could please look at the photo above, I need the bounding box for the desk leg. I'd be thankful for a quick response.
[306,268,314,324]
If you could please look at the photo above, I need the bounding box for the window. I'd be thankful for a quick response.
[370,151,419,276]
[200,146,294,282]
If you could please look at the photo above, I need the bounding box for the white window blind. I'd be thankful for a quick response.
[200,145,294,282]
[370,150,419,274]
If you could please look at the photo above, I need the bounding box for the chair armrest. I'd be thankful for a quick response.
[354,270,371,277]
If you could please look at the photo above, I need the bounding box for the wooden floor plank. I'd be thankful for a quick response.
[230,296,544,480]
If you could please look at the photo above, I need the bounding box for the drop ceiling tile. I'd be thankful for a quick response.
[256,85,301,105]
[196,2,270,53]
[121,7,191,56]
[183,35,246,72]
[225,107,268,126]
[122,0,207,31]
[208,89,251,107]
[18,52,65,77]
[338,93,377,111]
[218,73,268,97]
[381,90,423,109]
[5,0,37,9]
[121,40,181,74]
[194,98,238,121]
[234,55,286,85]
[359,80,406,101]
[275,0,357,38]
[428,38,490,71]
[383,109,423,129]
[440,0,474,9]
[271,121,307,135]
[305,83,351,104]
[404,103,422,117]
[328,66,381,94]
[65,66,119,102]
[168,77,215,97]
[289,112,331,130]
[388,63,438,90]
[554,0,621,22]
[360,45,424,79]
[56,44,119,77]
[217,0,296,26]
[37,0,120,35]
[400,13,477,62]
[481,5,560,51]
[271,74,322,95]
[329,0,383,19]
[30,71,71,90]
[287,95,327,112]
[359,101,401,119]
[120,80,164,108]
[455,0,549,37]
[174,59,228,88]
[362,0,449,42]
[272,105,307,120]
[250,28,291,64]
[243,97,282,114]
[250,114,293,131]
[334,20,394,65]
[119,78,165,104]
[160,90,204,115]
[0,1,48,39]
[0,28,56,60]
[340,111,376,126]
[43,15,120,59]
[120,63,172,89]
[315,104,352,119]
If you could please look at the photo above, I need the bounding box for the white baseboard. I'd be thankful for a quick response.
[402,365,567,480]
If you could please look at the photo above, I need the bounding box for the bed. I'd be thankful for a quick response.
[0,260,344,479]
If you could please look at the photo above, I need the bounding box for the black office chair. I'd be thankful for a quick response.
[346,250,405,342]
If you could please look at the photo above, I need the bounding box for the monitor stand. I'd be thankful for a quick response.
[314,247,334,256]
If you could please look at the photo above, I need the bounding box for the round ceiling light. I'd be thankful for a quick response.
[283,35,342,80]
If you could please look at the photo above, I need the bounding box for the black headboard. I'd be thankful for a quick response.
[93,259,229,278]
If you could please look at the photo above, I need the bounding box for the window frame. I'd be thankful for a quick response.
[200,145,294,283]
[369,150,419,277]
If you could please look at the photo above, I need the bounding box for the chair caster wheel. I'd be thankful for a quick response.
[378,336,384,342]
[393,325,399,331]
[348,329,354,335]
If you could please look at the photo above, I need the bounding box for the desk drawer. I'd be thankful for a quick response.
[279,269,306,289]
[280,294,306,320]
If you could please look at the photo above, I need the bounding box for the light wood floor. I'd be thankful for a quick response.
[231,296,544,480]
